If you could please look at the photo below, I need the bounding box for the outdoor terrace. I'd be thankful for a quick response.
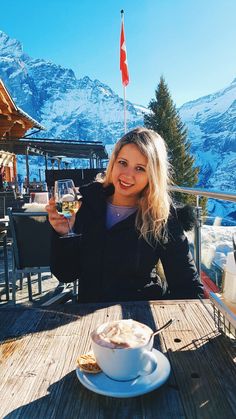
[0,185,235,310]
[0,184,235,419]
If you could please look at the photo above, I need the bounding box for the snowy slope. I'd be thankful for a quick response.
[0,30,144,146]
[0,30,235,219]
[179,78,236,219]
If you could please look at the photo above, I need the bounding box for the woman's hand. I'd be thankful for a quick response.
[46,197,76,236]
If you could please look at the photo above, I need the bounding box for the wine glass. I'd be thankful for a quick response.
[54,179,80,238]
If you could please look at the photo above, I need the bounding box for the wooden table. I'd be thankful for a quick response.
[0,300,236,419]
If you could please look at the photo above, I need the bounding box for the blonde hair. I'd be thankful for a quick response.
[98,127,172,244]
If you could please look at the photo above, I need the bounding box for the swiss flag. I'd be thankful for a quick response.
[120,16,129,86]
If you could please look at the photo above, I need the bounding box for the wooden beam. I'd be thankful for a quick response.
[9,120,27,138]
[0,91,13,113]
[0,114,15,137]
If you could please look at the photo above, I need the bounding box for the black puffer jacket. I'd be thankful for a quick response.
[50,182,204,302]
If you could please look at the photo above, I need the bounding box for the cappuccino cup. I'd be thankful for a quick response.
[91,319,157,381]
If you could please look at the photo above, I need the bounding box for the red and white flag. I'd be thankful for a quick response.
[120,13,129,86]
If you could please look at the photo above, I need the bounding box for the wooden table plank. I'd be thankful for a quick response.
[0,301,235,419]
[151,301,236,419]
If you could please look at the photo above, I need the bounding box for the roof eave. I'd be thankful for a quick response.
[17,107,46,130]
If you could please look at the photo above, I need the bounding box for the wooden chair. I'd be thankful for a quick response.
[0,223,10,300]
[8,209,51,303]
[0,191,17,212]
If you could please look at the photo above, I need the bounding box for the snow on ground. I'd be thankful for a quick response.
[201,224,236,270]
[187,222,236,288]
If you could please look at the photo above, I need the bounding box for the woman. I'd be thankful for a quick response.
[47,127,204,302]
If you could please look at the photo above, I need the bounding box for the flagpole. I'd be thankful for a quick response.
[120,9,129,134]
[121,10,126,134]
[123,85,127,133]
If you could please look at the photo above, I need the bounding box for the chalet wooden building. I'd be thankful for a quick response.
[0,79,44,184]
[0,79,108,189]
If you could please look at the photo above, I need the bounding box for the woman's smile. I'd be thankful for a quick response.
[111,143,148,206]
[118,179,135,189]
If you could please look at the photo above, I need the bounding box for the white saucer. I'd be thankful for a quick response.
[76,349,171,398]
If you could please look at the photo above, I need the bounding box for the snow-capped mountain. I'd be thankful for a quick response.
[0,30,144,146]
[179,79,236,220]
[0,30,235,220]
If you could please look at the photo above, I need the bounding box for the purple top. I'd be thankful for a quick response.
[106,202,137,229]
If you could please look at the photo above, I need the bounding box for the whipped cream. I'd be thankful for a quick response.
[91,319,152,349]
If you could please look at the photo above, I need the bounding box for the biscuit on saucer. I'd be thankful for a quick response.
[77,352,101,374]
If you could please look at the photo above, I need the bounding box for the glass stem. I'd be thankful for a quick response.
[67,217,72,234]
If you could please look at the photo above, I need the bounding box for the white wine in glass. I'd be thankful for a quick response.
[54,179,80,238]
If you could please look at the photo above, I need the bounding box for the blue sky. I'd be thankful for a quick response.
[1,0,236,107]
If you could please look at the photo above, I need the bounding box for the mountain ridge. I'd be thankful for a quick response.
[0,30,144,144]
[0,30,235,220]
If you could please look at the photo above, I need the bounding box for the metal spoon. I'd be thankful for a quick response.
[149,318,174,341]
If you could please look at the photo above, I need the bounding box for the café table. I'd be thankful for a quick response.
[0,299,235,419]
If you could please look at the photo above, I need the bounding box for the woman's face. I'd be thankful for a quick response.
[111,143,149,205]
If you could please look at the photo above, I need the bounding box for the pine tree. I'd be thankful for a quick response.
[145,76,205,208]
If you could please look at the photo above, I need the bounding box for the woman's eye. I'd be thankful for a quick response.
[136,166,145,172]
[118,160,127,166]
